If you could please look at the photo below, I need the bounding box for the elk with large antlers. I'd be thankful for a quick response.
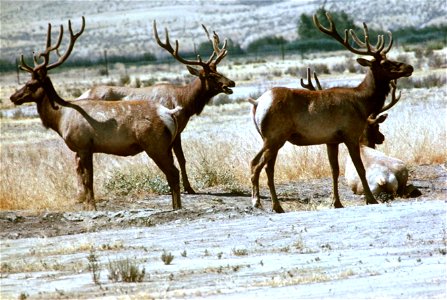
[10,17,190,211]
[249,12,413,213]
[300,69,409,197]
[77,22,235,194]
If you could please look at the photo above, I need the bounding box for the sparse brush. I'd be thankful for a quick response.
[161,250,174,265]
[107,258,145,283]
[87,250,101,285]
[232,248,248,256]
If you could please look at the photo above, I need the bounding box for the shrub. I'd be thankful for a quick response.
[161,250,174,265]
[107,258,145,283]
[104,167,170,196]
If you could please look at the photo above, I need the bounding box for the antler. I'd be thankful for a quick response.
[300,67,322,91]
[201,24,228,65]
[379,79,401,113]
[153,21,227,68]
[19,17,85,74]
[313,12,393,58]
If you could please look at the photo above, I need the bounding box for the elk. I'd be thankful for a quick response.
[77,22,235,194]
[300,68,409,197]
[10,17,189,211]
[249,12,413,213]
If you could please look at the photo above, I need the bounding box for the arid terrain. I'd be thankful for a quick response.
[0,163,446,299]
[1,1,446,299]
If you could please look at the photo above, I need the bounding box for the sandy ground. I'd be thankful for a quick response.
[0,164,446,299]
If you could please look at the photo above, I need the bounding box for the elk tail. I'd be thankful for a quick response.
[248,97,262,136]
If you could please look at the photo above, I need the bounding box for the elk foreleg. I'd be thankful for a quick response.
[75,152,96,210]
[151,151,181,210]
[172,135,195,194]
[265,151,284,213]
[326,144,343,208]
[345,142,379,205]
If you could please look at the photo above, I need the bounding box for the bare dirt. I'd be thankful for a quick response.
[1,164,446,299]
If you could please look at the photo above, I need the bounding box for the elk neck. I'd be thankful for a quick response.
[178,77,216,116]
[36,79,64,131]
[356,69,391,117]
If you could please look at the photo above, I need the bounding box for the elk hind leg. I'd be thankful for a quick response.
[265,150,284,213]
[250,149,267,209]
[151,151,181,210]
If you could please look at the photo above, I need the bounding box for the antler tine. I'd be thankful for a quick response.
[46,16,85,71]
[300,67,322,91]
[381,31,393,55]
[18,54,34,73]
[201,24,217,64]
[300,67,316,90]
[380,79,401,113]
[153,20,208,67]
[201,24,227,65]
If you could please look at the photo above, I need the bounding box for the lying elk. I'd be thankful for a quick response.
[77,22,235,194]
[248,12,413,213]
[10,17,188,210]
[300,68,409,197]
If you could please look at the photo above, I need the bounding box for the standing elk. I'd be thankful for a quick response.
[248,12,413,213]
[77,22,235,194]
[9,17,190,211]
[300,69,409,197]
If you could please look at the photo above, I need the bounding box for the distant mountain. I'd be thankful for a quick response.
[1,0,445,63]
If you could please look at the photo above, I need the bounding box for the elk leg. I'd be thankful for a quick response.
[265,150,284,213]
[345,142,379,205]
[151,152,181,210]
[250,148,268,209]
[172,136,196,194]
[75,152,96,210]
[326,144,343,208]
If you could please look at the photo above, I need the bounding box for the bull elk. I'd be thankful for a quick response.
[77,22,235,194]
[249,12,413,213]
[9,17,189,211]
[301,69,409,197]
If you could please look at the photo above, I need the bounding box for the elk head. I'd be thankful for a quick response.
[153,21,235,96]
[10,17,85,108]
[313,12,413,83]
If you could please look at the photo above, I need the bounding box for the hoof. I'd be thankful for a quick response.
[184,187,196,194]
[83,202,97,211]
[333,202,344,209]
[272,204,285,213]
[367,199,379,205]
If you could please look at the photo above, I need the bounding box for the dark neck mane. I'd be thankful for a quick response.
[178,77,217,116]
[356,69,391,117]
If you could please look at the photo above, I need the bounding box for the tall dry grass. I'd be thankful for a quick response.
[1,86,445,211]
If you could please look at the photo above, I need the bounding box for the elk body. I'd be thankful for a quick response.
[301,69,409,198]
[10,17,188,210]
[77,22,235,194]
[249,13,413,213]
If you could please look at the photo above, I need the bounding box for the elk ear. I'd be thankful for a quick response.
[357,58,373,67]
[376,113,388,123]
[186,65,201,77]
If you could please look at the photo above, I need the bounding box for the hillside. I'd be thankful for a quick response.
[1,0,446,63]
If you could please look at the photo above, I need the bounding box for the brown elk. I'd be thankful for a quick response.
[300,68,409,197]
[249,12,413,213]
[77,22,236,194]
[9,17,189,211]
